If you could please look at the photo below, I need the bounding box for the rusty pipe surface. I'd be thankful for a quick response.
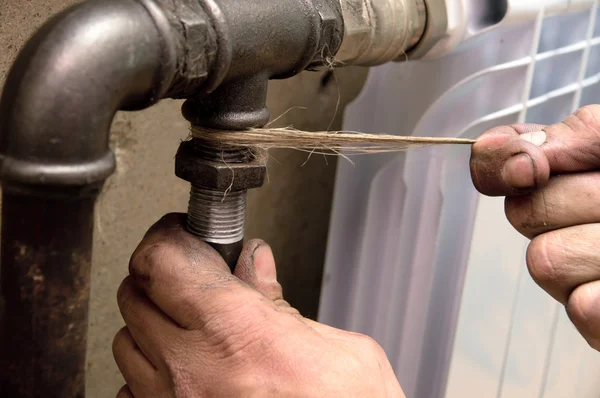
[0,0,188,395]
[0,193,96,398]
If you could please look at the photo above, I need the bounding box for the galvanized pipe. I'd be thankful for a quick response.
[187,186,247,268]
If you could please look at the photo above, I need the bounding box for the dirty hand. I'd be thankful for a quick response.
[470,104,600,351]
[112,214,403,397]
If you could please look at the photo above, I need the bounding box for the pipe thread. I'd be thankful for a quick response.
[187,185,246,244]
[191,138,255,163]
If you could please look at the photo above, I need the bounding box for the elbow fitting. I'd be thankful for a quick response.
[335,0,427,66]
[0,0,215,195]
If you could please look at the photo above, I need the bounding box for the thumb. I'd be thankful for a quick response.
[234,240,283,302]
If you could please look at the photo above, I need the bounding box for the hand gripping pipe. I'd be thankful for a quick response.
[0,0,432,395]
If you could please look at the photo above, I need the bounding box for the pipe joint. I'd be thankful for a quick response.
[0,0,190,195]
[335,0,427,66]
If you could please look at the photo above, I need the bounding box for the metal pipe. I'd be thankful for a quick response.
[0,192,96,397]
[187,186,247,269]
[0,0,434,394]
[334,0,428,65]
[0,0,185,395]
[0,0,179,192]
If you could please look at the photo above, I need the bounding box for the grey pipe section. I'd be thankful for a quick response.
[0,0,180,194]
[0,0,187,395]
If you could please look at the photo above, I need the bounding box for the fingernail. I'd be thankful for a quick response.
[503,153,536,189]
[253,244,277,282]
[520,131,547,146]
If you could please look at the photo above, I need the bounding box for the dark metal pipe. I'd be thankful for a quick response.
[0,0,178,192]
[0,192,96,397]
[209,241,245,271]
[215,0,333,81]
[179,0,344,272]
[0,0,186,395]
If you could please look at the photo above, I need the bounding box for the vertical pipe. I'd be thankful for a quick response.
[0,192,96,397]
[0,1,184,394]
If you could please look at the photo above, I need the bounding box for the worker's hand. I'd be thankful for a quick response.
[113,214,404,398]
[470,104,600,351]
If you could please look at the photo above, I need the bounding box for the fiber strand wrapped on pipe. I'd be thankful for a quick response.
[191,127,476,156]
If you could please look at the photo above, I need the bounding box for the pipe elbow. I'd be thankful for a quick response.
[0,0,178,194]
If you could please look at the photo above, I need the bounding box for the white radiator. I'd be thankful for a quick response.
[319,1,600,397]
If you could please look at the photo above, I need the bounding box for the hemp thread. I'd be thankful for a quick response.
[191,127,476,157]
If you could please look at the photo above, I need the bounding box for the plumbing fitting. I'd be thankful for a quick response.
[335,0,428,65]
[0,0,436,395]
[175,138,268,268]
[407,0,450,60]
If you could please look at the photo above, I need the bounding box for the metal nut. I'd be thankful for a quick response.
[180,16,210,81]
[175,141,267,191]
[335,0,374,64]
[310,0,344,64]
[158,0,213,98]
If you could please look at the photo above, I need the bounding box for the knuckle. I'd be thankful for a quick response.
[112,327,128,356]
[567,286,600,351]
[273,298,300,316]
[116,385,133,398]
[263,281,285,301]
[505,196,534,234]
[563,106,600,166]
[129,241,177,280]
[346,333,389,373]
[573,105,600,133]
[164,353,193,384]
[213,311,267,357]
[117,279,133,311]
[526,234,560,287]
[566,288,589,326]
[505,192,556,238]
[354,333,386,357]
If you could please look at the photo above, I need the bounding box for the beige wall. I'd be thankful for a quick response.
[0,0,367,396]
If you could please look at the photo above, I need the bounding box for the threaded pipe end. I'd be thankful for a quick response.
[187,185,246,244]
[190,138,255,163]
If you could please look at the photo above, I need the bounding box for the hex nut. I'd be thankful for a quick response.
[175,141,267,191]
[181,16,210,81]
[335,0,373,64]
[158,0,214,98]
[311,0,344,63]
